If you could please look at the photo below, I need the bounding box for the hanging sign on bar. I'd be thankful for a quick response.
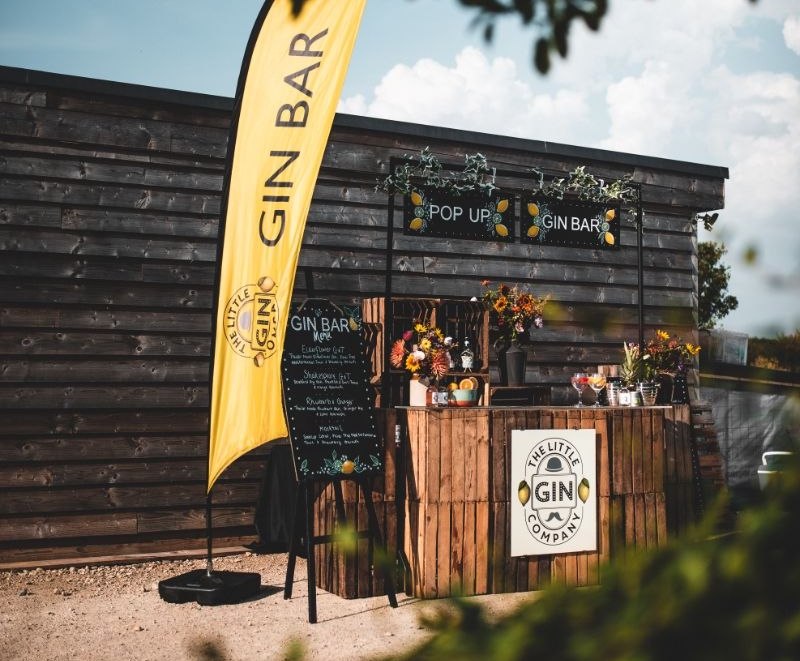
[521,195,621,249]
[403,188,515,242]
[510,429,597,557]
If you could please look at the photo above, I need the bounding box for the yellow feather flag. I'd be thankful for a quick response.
[208,0,367,491]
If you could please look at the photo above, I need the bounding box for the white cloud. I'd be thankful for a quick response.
[338,47,590,144]
[784,15,800,55]
[600,60,695,155]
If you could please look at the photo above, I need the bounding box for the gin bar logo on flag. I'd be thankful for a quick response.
[207,0,367,491]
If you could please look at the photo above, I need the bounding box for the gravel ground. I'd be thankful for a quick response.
[1,552,537,661]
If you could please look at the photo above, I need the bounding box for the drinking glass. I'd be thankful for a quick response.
[570,372,588,407]
[588,373,607,407]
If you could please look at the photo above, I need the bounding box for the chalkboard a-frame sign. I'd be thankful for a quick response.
[281,299,382,481]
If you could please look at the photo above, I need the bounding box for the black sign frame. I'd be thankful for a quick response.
[281,298,382,482]
[403,188,515,242]
[521,194,621,249]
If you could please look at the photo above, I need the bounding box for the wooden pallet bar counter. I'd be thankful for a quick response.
[316,404,696,599]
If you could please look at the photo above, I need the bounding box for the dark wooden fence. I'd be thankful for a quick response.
[0,66,727,565]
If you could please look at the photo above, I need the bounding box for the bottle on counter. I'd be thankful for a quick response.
[460,338,474,372]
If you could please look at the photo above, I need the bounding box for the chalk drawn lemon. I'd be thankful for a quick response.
[496,198,509,213]
[527,225,540,238]
[527,202,540,217]
[409,217,424,231]
[605,209,616,221]
[495,223,509,237]
[341,460,355,475]
[410,191,423,206]
[604,232,615,246]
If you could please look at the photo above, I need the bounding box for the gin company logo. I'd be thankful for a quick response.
[223,276,279,367]
[518,436,591,546]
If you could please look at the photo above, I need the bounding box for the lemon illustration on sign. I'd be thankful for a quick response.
[348,317,359,331]
[496,199,509,213]
[341,460,355,475]
[605,208,616,221]
[518,480,531,506]
[409,217,424,231]
[604,232,615,245]
[527,202,540,217]
[527,225,540,238]
[410,191,423,206]
[578,477,590,503]
[495,223,509,237]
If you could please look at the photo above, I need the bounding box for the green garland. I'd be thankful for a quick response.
[378,149,638,209]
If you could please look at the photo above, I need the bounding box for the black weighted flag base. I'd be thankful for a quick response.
[159,568,261,606]
[159,492,262,606]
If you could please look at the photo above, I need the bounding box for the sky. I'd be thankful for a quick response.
[1,0,799,338]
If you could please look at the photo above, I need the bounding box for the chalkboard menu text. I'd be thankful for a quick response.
[281,299,382,480]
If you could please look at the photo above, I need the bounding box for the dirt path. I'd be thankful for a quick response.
[1,552,535,661]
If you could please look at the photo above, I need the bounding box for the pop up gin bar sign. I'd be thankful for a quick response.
[281,299,382,480]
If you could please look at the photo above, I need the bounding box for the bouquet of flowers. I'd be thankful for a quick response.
[644,329,701,374]
[481,280,549,348]
[390,322,455,384]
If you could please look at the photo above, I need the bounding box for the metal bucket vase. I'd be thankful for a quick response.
[638,381,660,406]
[655,373,673,405]
[671,372,690,404]
[502,341,526,386]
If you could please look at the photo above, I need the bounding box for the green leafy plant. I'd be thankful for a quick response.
[377,147,498,197]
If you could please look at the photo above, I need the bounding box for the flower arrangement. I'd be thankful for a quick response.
[481,280,550,347]
[389,322,455,384]
[644,329,701,374]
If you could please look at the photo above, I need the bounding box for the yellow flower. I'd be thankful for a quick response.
[414,323,427,333]
[493,296,508,313]
[686,343,701,356]
[657,330,670,341]
[405,354,421,372]
[419,338,432,352]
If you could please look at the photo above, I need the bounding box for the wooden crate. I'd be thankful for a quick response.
[362,297,490,407]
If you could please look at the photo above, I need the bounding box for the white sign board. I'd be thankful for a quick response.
[510,429,597,557]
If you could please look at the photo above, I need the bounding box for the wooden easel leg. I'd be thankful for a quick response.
[304,482,318,624]
[361,478,398,608]
[283,483,304,600]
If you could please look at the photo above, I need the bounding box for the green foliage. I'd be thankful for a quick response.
[377,147,498,196]
[698,241,739,329]
[386,459,800,661]
[748,331,800,372]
